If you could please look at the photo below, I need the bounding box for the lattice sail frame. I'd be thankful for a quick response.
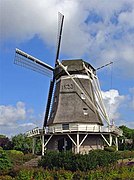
[15,48,53,77]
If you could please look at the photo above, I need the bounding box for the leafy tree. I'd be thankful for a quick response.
[0,135,6,138]
[119,125,134,150]
[11,134,32,154]
[119,125,134,139]
[0,135,12,150]
[11,134,41,154]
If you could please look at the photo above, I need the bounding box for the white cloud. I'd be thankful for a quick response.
[0,123,36,138]
[101,89,134,128]
[0,102,26,126]
[102,89,125,121]
[1,0,134,78]
[0,102,38,136]
[118,9,134,27]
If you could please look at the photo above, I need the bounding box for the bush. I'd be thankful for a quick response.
[6,150,36,167]
[39,150,119,171]
[0,148,12,174]
[0,175,13,180]
[15,168,34,180]
[6,150,24,166]
[104,146,116,152]
[7,150,24,155]
[117,150,134,160]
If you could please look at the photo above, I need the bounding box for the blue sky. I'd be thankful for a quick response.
[0,0,134,137]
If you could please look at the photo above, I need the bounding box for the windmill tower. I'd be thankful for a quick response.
[14,13,122,155]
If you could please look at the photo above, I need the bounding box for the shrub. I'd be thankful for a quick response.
[52,169,73,180]
[39,150,119,171]
[15,168,34,180]
[117,150,134,159]
[0,175,13,180]
[33,168,54,180]
[6,150,37,167]
[0,148,12,174]
[118,150,134,166]
[104,146,116,152]
[7,150,24,155]
[6,150,24,166]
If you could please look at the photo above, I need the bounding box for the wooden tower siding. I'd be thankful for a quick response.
[47,59,103,126]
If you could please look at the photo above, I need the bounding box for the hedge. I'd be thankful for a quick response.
[38,150,119,171]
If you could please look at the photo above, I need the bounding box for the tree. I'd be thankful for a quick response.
[119,125,134,139]
[0,135,12,150]
[11,134,33,154]
[119,125,134,150]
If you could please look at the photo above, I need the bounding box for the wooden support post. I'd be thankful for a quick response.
[76,133,80,153]
[32,138,36,155]
[115,136,118,151]
[101,134,110,146]
[44,135,53,149]
[67,134,76,146]
[79,134,88,147]
[109,134,112,146]
[42,135,44,156]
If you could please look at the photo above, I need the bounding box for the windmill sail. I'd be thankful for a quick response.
[55,12,64,65]
[43,12,64,127]
[15,48,53,77]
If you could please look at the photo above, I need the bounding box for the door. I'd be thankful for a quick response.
[58,137,72,152]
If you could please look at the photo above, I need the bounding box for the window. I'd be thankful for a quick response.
[83,108,88,115]
[62,124,69,130]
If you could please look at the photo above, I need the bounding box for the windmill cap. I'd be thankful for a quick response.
[55,59,96,79]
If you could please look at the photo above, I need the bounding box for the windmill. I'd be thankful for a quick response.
[14,12,122,155]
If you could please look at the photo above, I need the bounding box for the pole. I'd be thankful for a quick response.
[42,135,45,156]
[110,134,112,146]
[77,133,80,153]
[115,136,118,151]
[32,138,36,155]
